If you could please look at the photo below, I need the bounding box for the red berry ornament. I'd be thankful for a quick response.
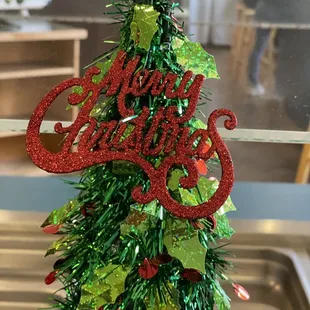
[53,258,67,270]
[181,268,203,283]
[80,203,95,217]
[138,258,159,279]
[196,159,208,175]
[151,253,173,265]
[42,225,61,234]
[45,271,57,285]
[233,283,250,301]
[202,143,211,153]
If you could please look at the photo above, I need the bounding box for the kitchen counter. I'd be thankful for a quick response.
[0,178,309,309]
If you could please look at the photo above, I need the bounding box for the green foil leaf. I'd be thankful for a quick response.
[213,212,235,239]
[90,100,111,119]
[73,85,83,95]
[192,177,217,203]
[131,200,159,217]
[191,177,236,238]
[179,189,199,206]
[179,177,235,239]
[92,60,112,83]
[192,118,207,130]
[193,177,237,214]
[168,169,185,191]
[164,221,206,273]
[45,235,76,257]
[218,196,237,215]
[130,5,160,51]
[78,264,130,309]
[172,37,219,79]
[41,200,78,228]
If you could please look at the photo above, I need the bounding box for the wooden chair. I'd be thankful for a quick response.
[231,3,256,76]
[231,2,245,65]
[261,28,278,89]
[231,4,278,88]
[262,28,278,66]
[296,126,310,184]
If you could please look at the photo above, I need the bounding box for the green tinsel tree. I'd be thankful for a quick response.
[34,0,249,309]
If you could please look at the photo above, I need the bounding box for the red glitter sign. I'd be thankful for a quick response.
[26,51,237,219]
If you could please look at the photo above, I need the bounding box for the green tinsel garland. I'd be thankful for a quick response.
[42,1,238,309]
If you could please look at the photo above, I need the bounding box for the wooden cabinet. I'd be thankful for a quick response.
[0,18,87,174]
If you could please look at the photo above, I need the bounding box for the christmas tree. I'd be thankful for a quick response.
[26,0,249,309]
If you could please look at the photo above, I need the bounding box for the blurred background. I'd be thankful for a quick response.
[1,0,310,183]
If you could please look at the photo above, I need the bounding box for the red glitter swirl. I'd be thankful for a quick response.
[26,51,237,219]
